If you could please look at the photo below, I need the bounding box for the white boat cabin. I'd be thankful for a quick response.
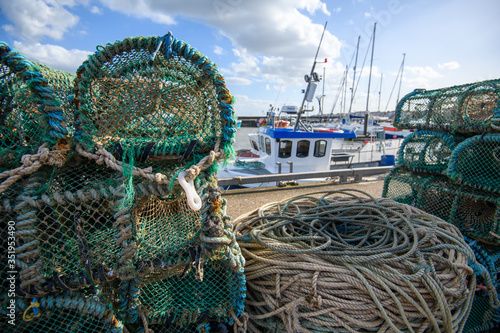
[247,126,356,173]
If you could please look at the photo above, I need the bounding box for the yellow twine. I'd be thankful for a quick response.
[22,300,41,322]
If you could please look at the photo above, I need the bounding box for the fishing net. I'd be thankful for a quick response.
[2,32,245,332]
[462,238,500,332]
[396,130,466,175]
[383,167,500,245]
[0,290,124,333]
[448,133,500,194]
[0,43,71,189]
[233,189,488,333]
[394,79,500,134]
[73,32,236,179]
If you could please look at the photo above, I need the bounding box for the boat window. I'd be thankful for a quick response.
[278,140,292,158]
[296,140,310,158]
[251,140,258,151]
[259,135,264,151]
[314,140,327,157]
[265,138,271,155]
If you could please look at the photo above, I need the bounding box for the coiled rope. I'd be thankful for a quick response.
[233,189,498,333]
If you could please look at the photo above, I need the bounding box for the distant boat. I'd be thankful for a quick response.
[218,22,409,187]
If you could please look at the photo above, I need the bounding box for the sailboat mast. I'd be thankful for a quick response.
[364,23,376,136]
[378,73,383,112]
[396,53,406,103]
[348,36,360,117]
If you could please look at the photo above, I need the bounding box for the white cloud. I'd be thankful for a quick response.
[402,66,443,89]
[225,77,252,86]
[95,0,341,89]
[213,45,225,55]
[90,6,102,14]
[406,66,442,79]
[438,61,460,70]
[0,0,81,41]
[99,0,176,24]
[13,41,91,73]
[232,94,274,116]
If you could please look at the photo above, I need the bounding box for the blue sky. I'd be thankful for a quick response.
[1,0,499,117]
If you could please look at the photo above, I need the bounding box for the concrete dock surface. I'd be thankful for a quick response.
[222,178,385,220]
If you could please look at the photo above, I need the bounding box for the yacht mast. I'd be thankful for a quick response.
[348,36,360,118]
[396,53,406,103]
[363,23,376,136]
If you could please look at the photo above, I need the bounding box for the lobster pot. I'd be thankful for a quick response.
[0,291,124,333]
[382,167,436,205]
[0,43,71,172]
[394,78,500,134]
[396,130,465,174]
[11,163,133,297]
[463,238,500,332]
[415,176,460,222]
[448,133,500,193]
[450,188,500,245]
[73,32,236,177]
[121,258,246,331]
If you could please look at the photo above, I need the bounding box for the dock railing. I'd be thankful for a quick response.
[217,166,392,187]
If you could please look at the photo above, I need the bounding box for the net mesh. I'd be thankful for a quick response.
[394,79,500,134]
[0,291,124,333]
[73,33,235,179]
[448,133,500,193]
[397,130,467,174]
[137,259,245,327]
[1,33,245,332]
[383,167,500,245]
[0,43,71,174]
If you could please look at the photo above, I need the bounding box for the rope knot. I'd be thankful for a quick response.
[37,147,50,164]
[154,173,168,184]
[185,165,201,181]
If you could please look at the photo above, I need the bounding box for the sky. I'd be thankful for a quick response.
[1,0,499,117]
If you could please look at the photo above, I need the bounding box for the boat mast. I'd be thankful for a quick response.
[294,21,328,132]
[384,53,406,112]
[396,53,406,103]
[363,23,376,136]
[348,36,360,118]
[378,73,383,112]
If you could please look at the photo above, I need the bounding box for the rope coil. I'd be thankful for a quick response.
[234,189,490,333]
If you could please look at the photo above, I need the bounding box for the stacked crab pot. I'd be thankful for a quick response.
[383,79,500,332]
[0,33,246,333]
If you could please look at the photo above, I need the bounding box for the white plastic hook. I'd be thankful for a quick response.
[178,171,202,211]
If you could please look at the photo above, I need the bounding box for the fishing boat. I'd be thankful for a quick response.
[218,22,410,186]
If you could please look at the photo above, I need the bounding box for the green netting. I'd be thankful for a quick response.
[134,259,246,329]
[463,296,500,333]
[383,167,500,245]
[448,133,500,193]
[382,167,434,205]
[2,32,246,332]
[394,78,500,134]
[396,130,467,174]
[463,236,500,332]
[73,32,236,179]
[0,291,124,333]
[0,43,71,176]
